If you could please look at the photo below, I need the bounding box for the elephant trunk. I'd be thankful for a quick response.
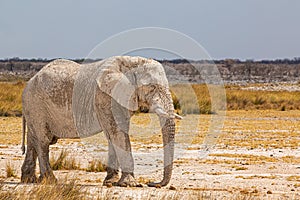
[148,90,176,187]
[160,117,175,186]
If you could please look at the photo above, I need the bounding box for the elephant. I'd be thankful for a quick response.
[21,56,182,187]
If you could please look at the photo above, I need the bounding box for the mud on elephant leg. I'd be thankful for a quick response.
[21,134,38,183]
[103,142,120,186]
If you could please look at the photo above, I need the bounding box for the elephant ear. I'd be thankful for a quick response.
[72,63,103,138]
[96,69,138,111]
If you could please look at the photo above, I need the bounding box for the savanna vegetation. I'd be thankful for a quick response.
[1,81,299,116]
[0,89,299,199]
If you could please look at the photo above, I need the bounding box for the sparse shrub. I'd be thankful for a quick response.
[86,160,107,172]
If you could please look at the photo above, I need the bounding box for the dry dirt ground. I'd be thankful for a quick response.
[0,111,299,199]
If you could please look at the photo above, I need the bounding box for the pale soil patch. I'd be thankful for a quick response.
[240,83,300,92]
[0,111,299,199]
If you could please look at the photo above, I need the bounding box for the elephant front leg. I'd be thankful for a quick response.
[103,142,120,186]
[96,98,138,187]
[110,130,137,187]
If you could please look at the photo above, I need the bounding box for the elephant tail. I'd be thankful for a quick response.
[21,115,26,155]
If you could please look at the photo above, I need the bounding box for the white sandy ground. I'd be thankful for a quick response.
[240,83,300,92]
[0,142,299,199]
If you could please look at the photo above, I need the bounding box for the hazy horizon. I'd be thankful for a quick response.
[1,1,299,60]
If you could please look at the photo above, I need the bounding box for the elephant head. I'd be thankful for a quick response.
[97,56,180,186]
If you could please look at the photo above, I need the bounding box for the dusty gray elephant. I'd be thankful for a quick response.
[21,56,182,187]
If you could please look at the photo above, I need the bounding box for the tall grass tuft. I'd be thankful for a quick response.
[86,159,107,172]
[6,161,16,178]
[50,150,81,170]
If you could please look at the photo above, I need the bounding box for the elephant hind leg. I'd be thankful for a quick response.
[21,134,38,183]
[27,121,57,183]
[36,143,57,184]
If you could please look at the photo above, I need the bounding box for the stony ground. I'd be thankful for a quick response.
[0,111,299,199]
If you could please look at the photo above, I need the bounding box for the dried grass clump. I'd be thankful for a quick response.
[6,161,16,178]
[0,180,85,200]
[286,175,300,182]
[86,159,107,172]
[236,175,278,179]
[50,150,80,170]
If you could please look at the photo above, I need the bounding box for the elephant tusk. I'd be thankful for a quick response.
[154,107,169,118]
[154,107,183,120]
[174,113,183,120]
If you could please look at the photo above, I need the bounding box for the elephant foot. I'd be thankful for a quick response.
[147,182,162,188]
[21,174,37,183]
[103,174,119,186]
[117,172,139,187]
[38,172,57,184]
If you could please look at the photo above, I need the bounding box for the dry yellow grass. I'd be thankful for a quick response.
[0,82,25,116]
[209,153,277,163]
[220,110,300,149]
[231,166,248,171]
[0,117,22,144]
[0,180,266,200]
[171,84,300,114]
[86,160,107,172]
[1,110,299,153]
[209,153,300,164]
[1,82,300,116]
[50,150,81,170]
[207,171,231,175]
[235,175,278,180]
[286,175,300,182]
[5,161,16,178]
[0,179,85,200]
[1,82,299,199]
[226,86,300,110]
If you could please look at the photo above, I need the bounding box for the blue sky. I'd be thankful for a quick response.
[0,0,299,60]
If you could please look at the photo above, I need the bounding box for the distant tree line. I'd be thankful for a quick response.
[0,57,299,83]
[1,57,300,64]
